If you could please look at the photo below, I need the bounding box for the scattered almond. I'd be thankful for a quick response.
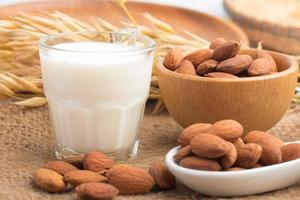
[148,163,176,190]
[184,49,214,66]
[76,182,119,200]
[178,123,212,146]
[62,155,85,169]
[163,47,183,71]
[180,156,221,171]
[64,170,107,187]
[281,143,300,162]
[33,168,66,192]
[176,60,196,76]
[44,160,78,175]
[107,165,155,194]
[207,120,243,142]
[174,145,192,161]
[235,143,263,168]
[83,151,114,172]
[190,134,231,158]
[244,131,284,165]
[212,41,240,61]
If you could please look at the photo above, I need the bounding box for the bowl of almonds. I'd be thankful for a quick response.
[165,120,300,197]
[157,38,299,133]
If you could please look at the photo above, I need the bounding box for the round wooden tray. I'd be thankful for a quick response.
[0,0,249,44]
[224,0,300,55]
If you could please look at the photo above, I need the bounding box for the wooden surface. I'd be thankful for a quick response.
[0,0,249,44]
[157,49,299,134]
[224,0,300,55]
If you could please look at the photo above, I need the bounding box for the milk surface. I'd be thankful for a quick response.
[40,42,154,153]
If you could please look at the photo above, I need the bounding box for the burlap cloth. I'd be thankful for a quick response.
[0,102,299,200]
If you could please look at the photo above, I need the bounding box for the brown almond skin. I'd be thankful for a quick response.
[62,155,85,169]
[174,145,192,161]
[196,59,218,76]
[180,156,221,171]
[178,123,212,146]
[76,182,119,200]
[244,131,284,165]
[205,72,239,79]
[33,168,66,193]
[248,58,273,76]
[224,167,245,172]
[235,143,263,168]
[184,49,214,66]
[190,134,231,158]
[107,165,155,194]
[233,138,245,149]
[219,142,237,169]
[258,50,277,72]
[83,151,114,172]
[212,41,240,61]
[217,55,252,74]
[44,160,78,175]
[148,163,176,190]
[64,170,107,187]
[207,120,243,142]
[281,143,300,162]
[176,60,196,76]
[209,37,226,49]
[252,163,264,168]
[163,48,183,71]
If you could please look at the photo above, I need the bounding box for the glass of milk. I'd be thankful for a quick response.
[39,31,155,161]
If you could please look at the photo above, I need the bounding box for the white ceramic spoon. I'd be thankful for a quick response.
[165,141,300,197]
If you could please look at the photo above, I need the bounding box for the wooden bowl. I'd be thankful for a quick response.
[157,49,299,134]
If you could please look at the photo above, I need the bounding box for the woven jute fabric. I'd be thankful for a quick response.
[0,103,299,200]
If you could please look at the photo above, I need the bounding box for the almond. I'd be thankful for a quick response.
[180,156,221,171]
[190,134,231,158]
[163,48,183,71]
[33,168,66,192]
[281,143,300,162]
[233,138,244,149]
[258,50,277,72]
[184,49,214,66]
[205,72,239,78]
[244,131,284,165]
[248,58,273,76]
[174,145,192,161]
[107,165,155,194]
[178,123,212,146]
[83,151,114,172]
[44,160,78,175]
[217,55,252,74]
[76,182,119,200]
[196,59,218,76]
[235,143,262,168]
[252,163,264,168]
[224,167,245,172]
[219,142,237,169]
[62,155,85,169]
[209,37,226,49]
[64,170,107,187]
[148,163,176,190]
[207,120,243,142]
[175,60,196,76]
[212,41,240,61]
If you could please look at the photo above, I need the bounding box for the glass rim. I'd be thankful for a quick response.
[39,30,156,54]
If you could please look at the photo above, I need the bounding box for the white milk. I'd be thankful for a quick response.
[40,42,154,154]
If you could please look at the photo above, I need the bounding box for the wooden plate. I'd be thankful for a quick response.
[0,0,249,44]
